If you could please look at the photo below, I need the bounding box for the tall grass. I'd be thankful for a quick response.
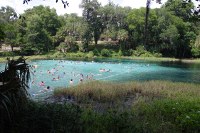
[54,80,200,103]
[3,80,200,132]
[52,81,200,132]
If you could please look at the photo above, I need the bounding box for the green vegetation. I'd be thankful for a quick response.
[1,0,200,58]
[3,81,199,132]
[1,0,200,132]
[54,81,200,104]
[0,57,30,132]
[53,81,200,132]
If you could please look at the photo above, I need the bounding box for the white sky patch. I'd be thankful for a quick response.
[121,0,167,8]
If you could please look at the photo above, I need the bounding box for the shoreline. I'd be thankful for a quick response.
[0,54,200,63]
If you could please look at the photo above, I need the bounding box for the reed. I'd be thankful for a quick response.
[54,80,200,103]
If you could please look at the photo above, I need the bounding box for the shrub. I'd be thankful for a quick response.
[132,46,162,57]
[92,48,100,56]
[53,51,66,58]
[0,51,16,57]
[153,52,162,57]
[57,36,79,53]
[66,52,86,58]
[101,49,111,57]
[191,47,200,58]
[86,51,94,58]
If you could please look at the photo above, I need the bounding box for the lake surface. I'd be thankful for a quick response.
[1,59,200,99]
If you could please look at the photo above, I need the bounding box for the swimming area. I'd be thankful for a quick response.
[1,58,200,99]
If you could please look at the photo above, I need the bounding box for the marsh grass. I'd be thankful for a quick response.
[54,80,200,104]
[52,80,200,132]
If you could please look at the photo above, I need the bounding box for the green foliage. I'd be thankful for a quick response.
[10,102,82,133]
[86,51,94,58]
[0,51,17,57]
[53,51,66,58]
[101,49,111,57]
[2,80,200,132]
[191,47,200,57]
[81,109,136,133]
[92,48,100,56]
[132,45,162,57]
[56,36,79,53]
[1,1,200,58]
[18,6,61,54]
[66,52,86,58]
[53,80,200,132]
[164,0,195,21]
[80,0,103,45]
[0,57,30,131]
[133,99,200,132]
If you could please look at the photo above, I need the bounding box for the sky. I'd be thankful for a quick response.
[0,0,169,16]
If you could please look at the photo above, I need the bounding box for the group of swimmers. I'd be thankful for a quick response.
[30,61,116,97]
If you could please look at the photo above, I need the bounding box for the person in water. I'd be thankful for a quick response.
[39,81,45,86]
[44,86,50,91]
[70,79,73,85]
[38,86,50,93]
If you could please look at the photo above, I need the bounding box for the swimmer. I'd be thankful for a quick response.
[39,81,45,86]
[99,68,105,72]
[33,65,38,69]
[44,86,50,91]
[79,78,83,83]
[52,78,58,81]
[39,86,50,93]
[106,69,111,72]
[47,70,51,74]
[69,79,73,85]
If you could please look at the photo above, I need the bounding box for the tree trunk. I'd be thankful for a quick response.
[11,45,14,52]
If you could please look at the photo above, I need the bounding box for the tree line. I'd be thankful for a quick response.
[0,0,200,58]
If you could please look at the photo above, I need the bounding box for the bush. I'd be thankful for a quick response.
[9,102,82,133]
[0,51,16,57]
[53,51,66,58]
[86,51,94,58]
[92,48,100,56]
[57,41,79,53]
[66,52,86,58]
[191,47,200,58]
[101,49,111,57]
[133,99,200,132]
[132,46,162,57]
[153,52,162,57]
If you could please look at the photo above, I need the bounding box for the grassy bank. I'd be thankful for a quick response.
[54,81,200,108]
[52,81,200,132]
[2,81,200,132]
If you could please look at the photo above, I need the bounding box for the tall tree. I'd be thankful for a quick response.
[144,0,161,47]
[164,0,195,21]
[0,6,18,49]
[20,6,61,54]
[80,0,103,45]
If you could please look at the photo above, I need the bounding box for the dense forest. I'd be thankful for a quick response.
[0,0,200,58]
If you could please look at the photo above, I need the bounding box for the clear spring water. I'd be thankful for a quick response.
[1,58,200,99]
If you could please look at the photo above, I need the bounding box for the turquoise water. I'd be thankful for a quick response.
[1,59,200,99]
